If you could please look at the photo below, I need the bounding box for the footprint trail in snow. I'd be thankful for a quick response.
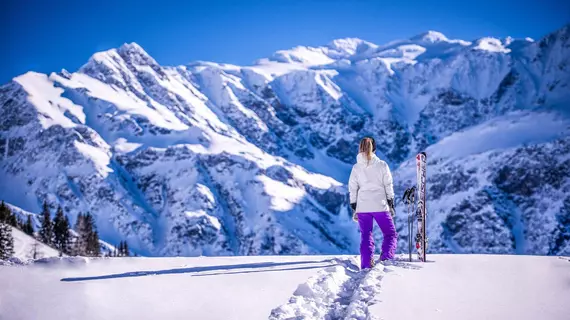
[269,256,391,320]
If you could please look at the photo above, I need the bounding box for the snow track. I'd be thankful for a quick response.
[269,257,388,320]
[2,255,568,319]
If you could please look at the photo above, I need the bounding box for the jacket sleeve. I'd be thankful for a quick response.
[383,163,395,200]
[348,166,359,204]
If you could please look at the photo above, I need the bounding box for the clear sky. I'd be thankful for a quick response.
[1,0,569,84]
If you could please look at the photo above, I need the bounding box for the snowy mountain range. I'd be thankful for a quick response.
[1,24,568,257]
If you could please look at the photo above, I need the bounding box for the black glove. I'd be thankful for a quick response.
[350,203,358,222]
[387,198,396,218]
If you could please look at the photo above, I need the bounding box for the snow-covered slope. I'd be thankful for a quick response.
[10,226,59,261]
[4,202,117,259]
[393,113,570,255]
[0,255,568,319]
[0,24,569,256]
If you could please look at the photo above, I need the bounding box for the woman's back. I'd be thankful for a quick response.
[349,153,394,213]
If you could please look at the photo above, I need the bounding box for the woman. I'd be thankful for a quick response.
[349,137,397,269]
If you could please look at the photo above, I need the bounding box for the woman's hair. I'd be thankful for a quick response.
[359,137,375,164]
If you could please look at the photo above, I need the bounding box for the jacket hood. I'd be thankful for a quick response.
[356,153,380,165]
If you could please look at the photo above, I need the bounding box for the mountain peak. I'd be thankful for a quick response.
[326,37,377,57]
[411,30,449,43]
[118,42,146,54]
[116,42,157,65]
[82,42,155,68]
[410,31,471,46]
[78,42,160,81]
[328,37,369,48]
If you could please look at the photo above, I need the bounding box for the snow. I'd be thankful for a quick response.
[257,175,305,211]
[112,138,143,154]
[327,38,378,57]
[410,31,471,46]
[504,36,515,46]
[377,44,427,60]
[1,255,568,319]
[313,71,343,100]
[371,255,570,320]
[196,183,215,203]
[248,60,308,80]
[266,38,377,68]
[192,66,269,132]
[10,226,60,261]
[425,111,569,161]
[184,210,222,230]
[473,37,511,53]
[271,46,336,66]
[51,72,190,132]
[0,255,337,320]
[284,164,343,190]
[73,141,113,177]
[412,30,450,43]
[271,70,342,114]
[14,72,86,129]
[271,257,385,319]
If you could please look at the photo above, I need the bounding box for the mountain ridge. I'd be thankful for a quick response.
[1,24,569,256]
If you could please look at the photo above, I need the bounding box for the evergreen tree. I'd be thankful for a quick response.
[63,215,71,255]
[0,201,17,227]
[123,241,129,257]
[0,222,14,260]
[86,229,101,257]
[39,201,53,245]
[16,216,24,229]
[74,213,100,257]
[8,212,17,228]
[0,201,8,222]
[23,215,34,236]
[73,213,87,256]
[118,241,125,257]
[53,206,71,256]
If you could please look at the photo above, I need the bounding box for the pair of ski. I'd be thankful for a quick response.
[402,152,427,262]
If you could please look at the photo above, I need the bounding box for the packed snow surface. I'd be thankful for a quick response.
[1,254,569,320]
[371,255,570,320]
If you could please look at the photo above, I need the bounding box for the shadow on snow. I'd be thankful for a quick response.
[60,259,335,282]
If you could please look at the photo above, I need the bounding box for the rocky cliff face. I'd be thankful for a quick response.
[1,25,568,256]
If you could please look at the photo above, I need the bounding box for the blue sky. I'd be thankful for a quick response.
[1,0,569,83]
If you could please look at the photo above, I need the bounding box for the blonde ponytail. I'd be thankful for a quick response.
[359,137,374,165]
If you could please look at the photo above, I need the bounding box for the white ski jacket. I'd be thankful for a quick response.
[348,153,395,213]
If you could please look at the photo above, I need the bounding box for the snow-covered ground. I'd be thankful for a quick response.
[1,254,568,320]
[371,255,570,320]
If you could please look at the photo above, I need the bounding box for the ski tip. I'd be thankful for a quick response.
[419,151,427,157]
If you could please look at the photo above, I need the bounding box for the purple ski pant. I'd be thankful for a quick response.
[358,211,397,269]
